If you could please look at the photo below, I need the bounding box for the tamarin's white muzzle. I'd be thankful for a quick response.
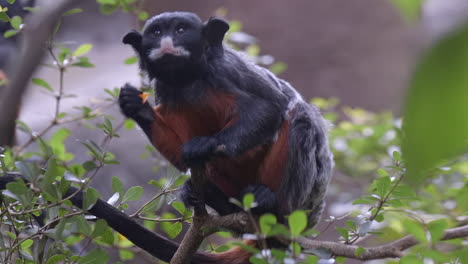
[148,37,191,60]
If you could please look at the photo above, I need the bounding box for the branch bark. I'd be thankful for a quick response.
[0,0,76,146]
[298,225,468,260]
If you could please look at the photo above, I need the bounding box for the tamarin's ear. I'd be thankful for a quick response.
[123,30,143,51]
[203,17,229,47]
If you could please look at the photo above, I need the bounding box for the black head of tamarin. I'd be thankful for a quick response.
[119,12,333,264]
[123,12,229,86]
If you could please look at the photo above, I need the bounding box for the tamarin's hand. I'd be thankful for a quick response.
[182,136,220,167]
[119,83,154,124]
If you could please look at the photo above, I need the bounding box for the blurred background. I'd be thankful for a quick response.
[4,0,468,262]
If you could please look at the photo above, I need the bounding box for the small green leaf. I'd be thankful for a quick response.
[6,0,17,4]
[377,168,389,177]
[374,176,391,198]
[288,210,307,237]
[63,8,83,16]
[138,11,149,21]
[259,214,277,235]
[10,15,22,29]
[20,239,33,249]
[243,193,255,209]
[91,219,109,238]
[124,56,138,64]
[83,187,100,210]
[42,158,61,186]
[119,249,134,261]
[428,219,448,242]
[389,0,422,22]
[78,248,109,264]
[124,119,135,130]
[355,247,365,257]
[82,160,97,171]
[0,12,9,22]
[161,222,183,239]
[112,176,124,198]
[4,29,18,38]
[97,0,117,4]
[336,227,349,241]
[172,201,186,215]
[403,219,427,243]
[122,186,143,202]
[73,44,93,57]
[46,255,67,264]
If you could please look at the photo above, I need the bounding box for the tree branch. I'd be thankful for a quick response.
[297,225,468,260]
[0,0,76,146]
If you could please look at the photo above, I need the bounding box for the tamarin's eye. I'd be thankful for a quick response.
[175,25,186,34]
[154,27,162,36]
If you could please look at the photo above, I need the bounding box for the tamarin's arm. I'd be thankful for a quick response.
[119,84,154,140]
[181,94,283,167]
[119,84,187,170]
[217,95,283,156]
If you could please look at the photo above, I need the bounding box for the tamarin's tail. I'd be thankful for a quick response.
[0,174,252,264]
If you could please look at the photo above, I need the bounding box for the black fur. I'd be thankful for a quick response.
[119,12,333,227]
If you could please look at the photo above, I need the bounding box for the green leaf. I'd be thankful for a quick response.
[6,0,16,4]
[78,248,109,264]
[4,29,18,38]
[124,56,138,64]
[91,219,109,238]
[122,186,143,202]
[97,0,117,4]
[138,11,149,21]
[400,255,423,264]
[73,44,93,57]
[63,8,83,16]
[389,0,422,22]
[83,187,100,210]
[20,239,33,249]
[288,210,307,237]
[42,158,59,186]
[119,249,134,261]
[259,213,277,235]
[336,227,349,241]
[10,15,21,29]
[377,168,389,177]
[72,57,95,68]
[403,219,427,243]
[242,193,255,209]
[428,219,448,242]
[161,221,183,239]
[402,23,468,184]
[172,201,186,215]
[374,176,391,198]
[46,255,67,264]
[49,128,73,161]
[112,176,124,198]
[124,119,135,130]
[82,160,97,171]
[0,12,9,22]
[355,247,365,257]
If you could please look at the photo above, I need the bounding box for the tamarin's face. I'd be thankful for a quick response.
[123,12,229,84]
[141,12,204,70]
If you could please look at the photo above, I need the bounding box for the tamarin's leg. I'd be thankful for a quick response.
[181,181,279,217]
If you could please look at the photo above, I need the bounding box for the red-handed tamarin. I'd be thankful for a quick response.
[119,11,333,264]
